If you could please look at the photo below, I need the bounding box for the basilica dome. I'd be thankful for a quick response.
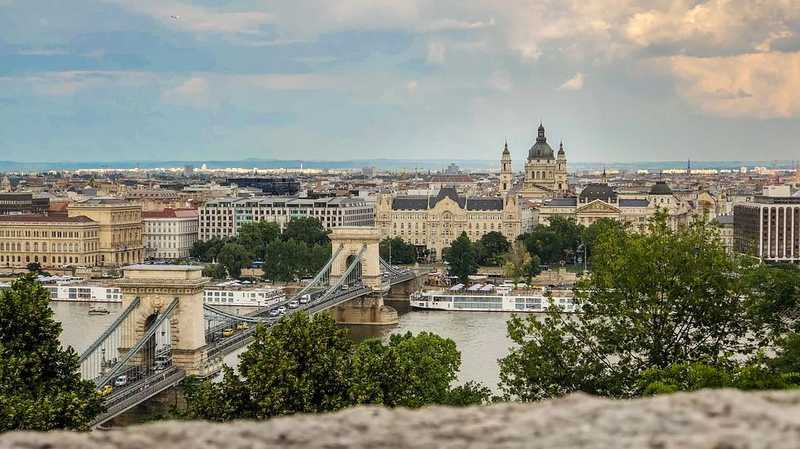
[528,124,555,160]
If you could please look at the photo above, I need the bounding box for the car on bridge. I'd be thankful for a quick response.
[99,385,113,397]
[299,294,311,304]
[268,309,280,317]
[288,300,299,309]
[222,328,235,337]
[114,375,128,387]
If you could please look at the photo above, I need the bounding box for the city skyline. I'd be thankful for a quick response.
[1,1,799,163]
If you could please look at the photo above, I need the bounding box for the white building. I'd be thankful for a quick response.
[199,196,374,241]
[143,208,199,259]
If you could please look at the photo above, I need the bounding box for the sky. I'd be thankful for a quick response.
[0,0,798,163]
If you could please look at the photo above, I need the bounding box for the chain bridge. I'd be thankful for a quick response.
[77,227,419,427]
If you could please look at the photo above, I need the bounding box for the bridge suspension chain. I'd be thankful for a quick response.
[95,298,180,388]
[79,297,141,382]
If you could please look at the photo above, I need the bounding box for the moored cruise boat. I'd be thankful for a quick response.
[45,282,124,303]
[203,280,286,308]
[410,282,577,313]
[40,276,286,307]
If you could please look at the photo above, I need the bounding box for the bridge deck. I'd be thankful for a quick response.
[94,367,186,427]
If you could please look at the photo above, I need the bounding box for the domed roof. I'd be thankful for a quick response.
[650,181,673,195]
[528,124,554,161]
[580,183,617,203]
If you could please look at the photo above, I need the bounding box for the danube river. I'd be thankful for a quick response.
[51,301,518,391]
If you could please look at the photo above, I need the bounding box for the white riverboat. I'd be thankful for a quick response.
[39,277,285,307]
[45,283,123,303]
[202,280,286,308]
[410,282,577,313]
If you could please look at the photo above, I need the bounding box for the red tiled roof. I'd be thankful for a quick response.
[142,208,198,219]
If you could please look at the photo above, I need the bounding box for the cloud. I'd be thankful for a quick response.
[161,77,211,108]
[105,0,271,34]
[665,51,800,118]
[558,73,584,91]
[423,18,495,32]
[0,71,157,96]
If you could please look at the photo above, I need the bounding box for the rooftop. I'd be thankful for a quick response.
[0,215,96,224]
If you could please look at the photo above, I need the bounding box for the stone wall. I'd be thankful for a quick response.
[2,389,800,448]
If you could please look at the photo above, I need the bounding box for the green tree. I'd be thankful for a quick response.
[238,221,281,260]
[520,217,584,266]
[0,276,104,431]
[185,313,354,419]
[477,231,511,266]
[379,237,417,265]
[350,332,463,408]
[26,261,42,273]
[202,263,227,280]
[444,232,478,284]
[283,217,329,245]
[581,218,625,263]
[503,241,531,283]
[183,313,488,421]
[499,215,781,401]
[190,237,230,262]
[216,242,252,279]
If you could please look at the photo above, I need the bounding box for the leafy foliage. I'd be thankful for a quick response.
[0,276,104,431]
[282,217,330,245]
[519,216,583,265]
[444,232,479,283]
[263,240,331,282]
[237,221,281,260]
[216,242,252,279]
[379,237,417,265]
[503,241,541,283]
[183,313,487,421]
[499,215,800,401]
[476,231,510,266]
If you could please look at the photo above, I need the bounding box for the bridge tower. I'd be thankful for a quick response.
[115,265,212,376]
[329,227,398,325]
[329,227,382,289]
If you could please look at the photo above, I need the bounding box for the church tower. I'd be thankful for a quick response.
[556,141,568,193]
[500,140,513,196]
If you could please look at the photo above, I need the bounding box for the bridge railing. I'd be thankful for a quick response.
[94,367,185,427]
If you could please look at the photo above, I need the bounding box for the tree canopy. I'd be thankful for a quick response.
[444,232,479,283]
[476,231,511,266]
[379,237,417,265]
[183,312,488,421]
[216,242,252,279]
[283,217,330,246]
[0,276,104,431]
[237,221,281,260]
[499,215,800,401]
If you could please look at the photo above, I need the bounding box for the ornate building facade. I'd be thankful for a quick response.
[0,215,101,268]
[375,187,521,261]
[520,124,569,200]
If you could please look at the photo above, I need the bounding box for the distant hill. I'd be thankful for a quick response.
[0,159,795,173]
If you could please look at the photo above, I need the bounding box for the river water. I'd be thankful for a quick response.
[51,300,518,391]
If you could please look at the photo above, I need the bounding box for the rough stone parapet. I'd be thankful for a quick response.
[2,389,800,448]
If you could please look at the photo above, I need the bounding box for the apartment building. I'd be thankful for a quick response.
[199,196,374,241]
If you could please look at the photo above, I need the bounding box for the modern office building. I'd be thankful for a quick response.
[734,196,800,263]
[0,192,49,215]
[199,196,374,241]
[224,177,300,195]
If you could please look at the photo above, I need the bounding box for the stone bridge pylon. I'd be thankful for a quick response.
[329,227,398,325]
